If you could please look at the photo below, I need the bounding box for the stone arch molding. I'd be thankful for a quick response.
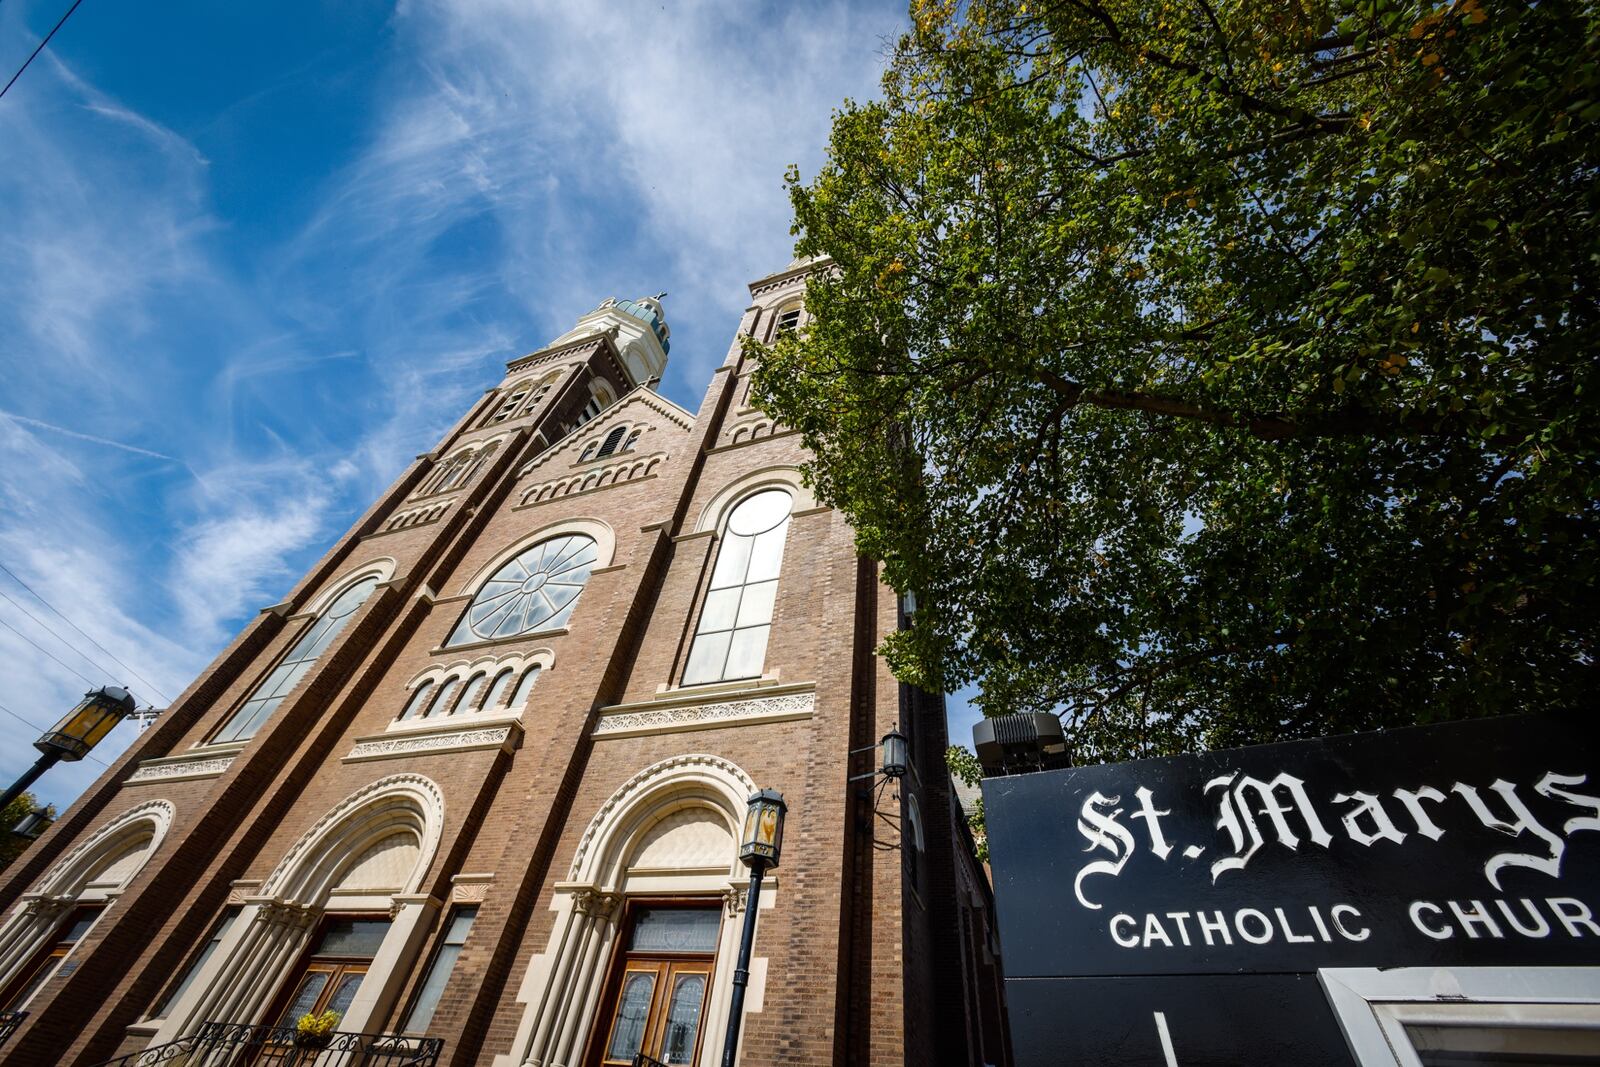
[153,775,445,1045]
[569,753,755,884]
[693,465,819,534]
[261,773,443,902]
[499,755,766,1067]
[0,799,174,1003]
[300,557,397,617]
[453,517,617,598]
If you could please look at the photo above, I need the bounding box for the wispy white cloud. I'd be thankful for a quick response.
[0,0,906,813]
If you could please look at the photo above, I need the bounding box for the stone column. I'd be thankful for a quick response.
[339,893,440,1034]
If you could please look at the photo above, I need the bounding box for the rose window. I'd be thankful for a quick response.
[449,534,598,644]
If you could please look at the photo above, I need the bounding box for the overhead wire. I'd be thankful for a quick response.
[0,586,118,687]
[0,559,173,702]
[0,613,101,689]
[0,0,87,103]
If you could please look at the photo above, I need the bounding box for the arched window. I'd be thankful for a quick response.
[425,676,462,718]
[457,672,487,714]
[581,441,599,462]
[774,304,802,335]
[482,668,516,712]
[399,681,435,721]
[905,793,926,885]
[460,442,499,485]
[623,430,642,453]
[212,576,380,743]
[682,490,792,685]
[490,386,530,423]
[448,535,599,645]
[510,665,541,709]
[522,376,557,417]
[597,426,628,459]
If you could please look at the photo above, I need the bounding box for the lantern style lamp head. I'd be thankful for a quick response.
[738,789,787,871]
[880,727,909,780]
[12,808,53,839]
[35,686,136,762]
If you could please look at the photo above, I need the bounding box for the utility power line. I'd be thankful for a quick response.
[0,613,102,689]
[0,560,173,702]
[0,586,115,685]
[0,0,87,103]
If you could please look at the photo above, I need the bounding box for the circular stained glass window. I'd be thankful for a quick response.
[450,535,599,644]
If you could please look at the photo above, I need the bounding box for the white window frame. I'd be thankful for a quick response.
[1319,966,1600,1066]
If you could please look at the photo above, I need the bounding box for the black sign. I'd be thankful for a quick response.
[983,716,1600,1065]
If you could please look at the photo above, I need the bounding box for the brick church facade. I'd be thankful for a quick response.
[0,261,1009,1066]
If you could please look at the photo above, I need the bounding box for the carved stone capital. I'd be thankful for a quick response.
[572,888,621,919]
[257,900,320,929]
[722,886,747,917]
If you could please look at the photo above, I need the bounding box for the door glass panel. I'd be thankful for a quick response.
[1404,1023,1600,1065]
[315,919,390,957]
[661,973,707,1065]
[277,972,330,1025]
[630,909,721,953]
[325,972,365,1017]
[605,972,656,1060]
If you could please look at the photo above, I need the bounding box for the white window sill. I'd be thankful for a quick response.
[384,707,525,735]
[342,718,525,764]
[431,627,569,656]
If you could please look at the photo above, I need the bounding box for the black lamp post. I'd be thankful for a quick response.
[722,788,786,1067]
[0,686,136,812]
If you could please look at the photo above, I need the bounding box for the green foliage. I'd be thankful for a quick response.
[946,745,989,862]
[754,0,1599,762]
[0,792,55,872]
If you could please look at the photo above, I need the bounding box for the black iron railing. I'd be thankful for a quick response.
[0,1009,26,1046]
[88,1021,443,1067]
[631,1054,669,1067]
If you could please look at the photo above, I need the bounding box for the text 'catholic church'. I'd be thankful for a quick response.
[0,262,1009,1066]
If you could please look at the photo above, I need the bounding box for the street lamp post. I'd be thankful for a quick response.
[721,788,786,1067]
[0,687,136,813]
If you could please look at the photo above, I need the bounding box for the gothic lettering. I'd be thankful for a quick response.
[1333,790,1406,847]
[1074,791,1137,910]
[1453,779,1566,889]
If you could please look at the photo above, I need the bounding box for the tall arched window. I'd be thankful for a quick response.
[489,386,530,423]
[448,535,599,646]
[399,681,435,721]
[212,576,380,743]
[425,676,461,718]
[596,426,627,458]
[456,672,487,714]
[510,665,541,709]
[483,668,516,712]
[682,490,792,685]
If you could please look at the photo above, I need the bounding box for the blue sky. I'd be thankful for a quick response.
[0,0,982,812]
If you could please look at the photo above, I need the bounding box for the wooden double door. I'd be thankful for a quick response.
[252,916,388,1062]
[592,903,722,1067]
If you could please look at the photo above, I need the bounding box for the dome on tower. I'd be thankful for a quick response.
[611,296,670,355]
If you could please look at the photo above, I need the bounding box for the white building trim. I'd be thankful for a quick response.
[496,754,774,1067]
[0,799,175,1002]
[150,775,444,1046]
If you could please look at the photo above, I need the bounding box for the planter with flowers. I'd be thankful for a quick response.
[294,1009,341,1050]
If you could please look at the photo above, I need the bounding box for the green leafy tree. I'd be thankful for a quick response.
[0,792,54,872]
[754,0,1598,762]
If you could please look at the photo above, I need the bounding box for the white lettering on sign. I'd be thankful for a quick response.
[1069,769,1600,910]
[1109,904,1372,948]
[1407,897,1600,940]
